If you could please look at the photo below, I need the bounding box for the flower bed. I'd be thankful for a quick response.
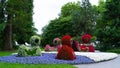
[42,51,118,62]
[0,53,93,64]
[0,52,118,64]
[74,52,118,62]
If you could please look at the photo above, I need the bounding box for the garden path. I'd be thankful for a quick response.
[74,54,120,68]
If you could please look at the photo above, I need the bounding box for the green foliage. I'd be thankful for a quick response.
[96,0,106,29]
[42,17,72,46]
[30,35,41,46]
[95,0,120,51]
[0,0,7,32]
[106,48,120,54]
[91,36,97,42]
[18,45,42,56]
[72,36,82,43]
[42,1,98,46]
[71,0,98,36]
[25,48,37,55]
[18,35,42,56]
[77,0,97,34]
[0,0,36,50]
[61,1,81,17]
[0,23,6,32]
[8,0,36,44]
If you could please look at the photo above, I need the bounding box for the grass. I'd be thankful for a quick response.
[0,51,15,56]
[0,62,76,68]
[0,51,76,68]
[106,48,120,54]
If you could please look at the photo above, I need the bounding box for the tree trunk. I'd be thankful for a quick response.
[3,14,13,51]
[3,23,13,50]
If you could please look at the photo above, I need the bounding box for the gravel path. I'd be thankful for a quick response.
[74,55,120,68]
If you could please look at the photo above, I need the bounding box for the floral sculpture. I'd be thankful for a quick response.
[44,38,61,51]
[72,40,79,51]
[18,35,42,56]
[56,35,76,60]
[78,34,95,52]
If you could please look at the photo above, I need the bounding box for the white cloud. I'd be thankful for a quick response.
[33,0,98,34]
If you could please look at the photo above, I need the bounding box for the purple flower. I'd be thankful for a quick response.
[0,53,94,64]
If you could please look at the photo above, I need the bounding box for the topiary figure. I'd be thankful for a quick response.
[44,38,61,51]
[56,35,76,60]
[18,35,42,56]
[78,34,95,52]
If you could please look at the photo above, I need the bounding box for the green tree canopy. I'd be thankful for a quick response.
[95,0,120,51]
[42,1,98,46]
[60,1,81,17]
[0,0,36,50]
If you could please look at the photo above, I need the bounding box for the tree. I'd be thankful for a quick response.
[96,0,106,28]
[60,1,81,17]
[0,0,7,34]
[42,2,81,46]
[96,0,120,51]
[71,0,98,36]
[10,0,36,44]
[0,0,12,50]
[0,0,36,50]
[42,1,98,46]
[42,17,72,46]
[60,1,83,36]
[81,0,97,33]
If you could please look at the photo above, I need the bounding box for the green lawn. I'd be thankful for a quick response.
[0,51,15,56]
[0,62,76,68]
[0,51,76,68]
[106,48,120,54]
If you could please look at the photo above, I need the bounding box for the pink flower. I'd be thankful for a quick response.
[44,44,51,51]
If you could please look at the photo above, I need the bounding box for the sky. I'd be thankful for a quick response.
[33,0,99,34]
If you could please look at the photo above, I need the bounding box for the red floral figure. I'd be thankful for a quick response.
[56,35,76,60]
[82,34,92,44]
[79,44,89,52]
[87,45,95,52]
[61,35,72,47]
[78,44,95,52]
[78,34,95,52]
[72,40,79,51]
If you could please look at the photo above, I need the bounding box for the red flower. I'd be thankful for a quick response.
[87,45,95,52]
[56,45,76,60]
[56,35,76,60]
[61,35,72,47]
[82,34,92,44]
[78,44,95,52]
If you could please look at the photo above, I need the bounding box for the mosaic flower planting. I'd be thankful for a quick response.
[0,53,94,64]
[0,52,118,64]
[18,35,42,56]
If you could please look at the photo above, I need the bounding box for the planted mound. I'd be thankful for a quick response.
[0,53,94,64]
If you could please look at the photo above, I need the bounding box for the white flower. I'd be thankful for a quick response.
[42,51,118,62]
[75,52,118,62]
[30,35,41,46]
[17,35,42,56]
